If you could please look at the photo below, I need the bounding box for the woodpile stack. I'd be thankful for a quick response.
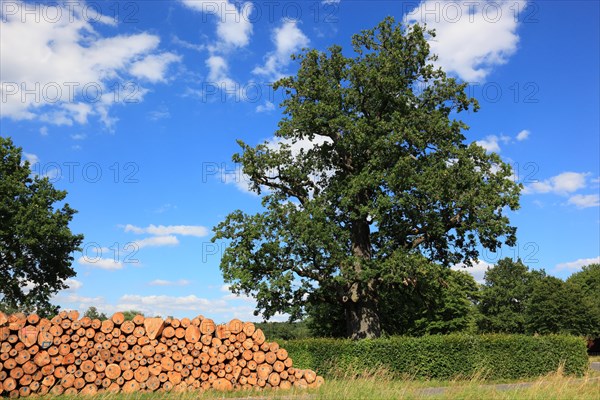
[0,311,323,397]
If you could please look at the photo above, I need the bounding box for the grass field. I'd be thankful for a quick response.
[49,366,599,400]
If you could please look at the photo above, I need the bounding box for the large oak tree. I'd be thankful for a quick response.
[213,18,521,339]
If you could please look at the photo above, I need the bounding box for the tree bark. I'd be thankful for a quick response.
[345,218,381,339]
[345,283,381,339]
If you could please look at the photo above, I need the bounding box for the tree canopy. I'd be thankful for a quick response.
[0,136,83,316]
[213,17,521,339]
[476,258,544,334]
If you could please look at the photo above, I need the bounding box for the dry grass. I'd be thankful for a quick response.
[49,366,600,400]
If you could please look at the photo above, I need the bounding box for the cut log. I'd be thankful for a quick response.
[132,314,145,326]
[111,312,125,326]
[184,326,200,343]
[143,318,164,340]
[105,363,121,380]
[200,319,215,335]
[0,312,8,326]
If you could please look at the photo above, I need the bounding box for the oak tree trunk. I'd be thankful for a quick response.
[345,217,381,339]
[345,284,381,339]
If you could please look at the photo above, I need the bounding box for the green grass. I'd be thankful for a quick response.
[48,368,599,400]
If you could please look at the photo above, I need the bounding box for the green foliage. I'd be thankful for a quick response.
[283,335,588,380]
[477,259,599,337]
[84,306,107,321]
[122,310,144,321]
[0,136,83,317]
[526,276,598,336]
[477,258,544,334]
[566,263,600,337]
[213,17,521,338]
[255,321,311,340]
[308,265,480,337]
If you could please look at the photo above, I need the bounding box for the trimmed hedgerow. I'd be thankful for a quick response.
[282,334,588,380]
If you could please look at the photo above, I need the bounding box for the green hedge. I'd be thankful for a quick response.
[282,334,588,380]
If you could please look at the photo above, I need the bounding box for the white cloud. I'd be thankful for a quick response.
[39,126,48,136]
[475,134,510,153]
[452,259,493,283]
[70,133,86,140]
[133,235,179,248]
[404,0,526,81]
[555,256,600,271]
[322,0,341,3]
[567,194,600,209]
[180,0,253,49]
[205,55,237,89]
[256,101,275,113]
[78,256,124,270]
[476,136,501,153]
[171,35,205,52]
[23,152,39,165]
[524,172,589,195]
[253,20,309,80]
[63,279,83,292]
[149,279,191,286]
[219,165,255,194]
[130,53,182,83]
[124,224,209,237]
[0,1,179,126]
[54,294,111,313]
[118,294,228,313]
[516,129,530,141]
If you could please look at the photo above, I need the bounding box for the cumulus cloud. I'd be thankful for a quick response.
[524,172,589,195]
[516,129,530,141]
[130,53,182,83]
[567,194,599,209]
[555,256,600,271]
[404,0,526,81]
[148,279,191,286]
[133,235,179,248]
[63,279,83,292]
[256,101,275,113]
[78,256,124,270]
[180,0,253,49]
[124,224,209,237]
[476,134,511,153]
[253,20,309,80]
[452,259,493,283]
[23,152,39,165]
[205,55,237,90]
[0,1,179,127]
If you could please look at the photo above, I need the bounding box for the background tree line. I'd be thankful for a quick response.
[249,259,600,340]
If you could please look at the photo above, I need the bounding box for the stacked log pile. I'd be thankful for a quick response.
[0,311,323,397]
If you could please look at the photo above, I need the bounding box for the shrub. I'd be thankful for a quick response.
[282,334,588,380]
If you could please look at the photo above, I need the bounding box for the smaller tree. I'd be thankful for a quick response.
[477,258,544,334]
[526,275,597,336]
[84,306,107,321]
[566,263,600,337]
[122,310,144,321]
[0,137,83,316]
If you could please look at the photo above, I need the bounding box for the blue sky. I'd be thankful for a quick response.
[1,0,598,322]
